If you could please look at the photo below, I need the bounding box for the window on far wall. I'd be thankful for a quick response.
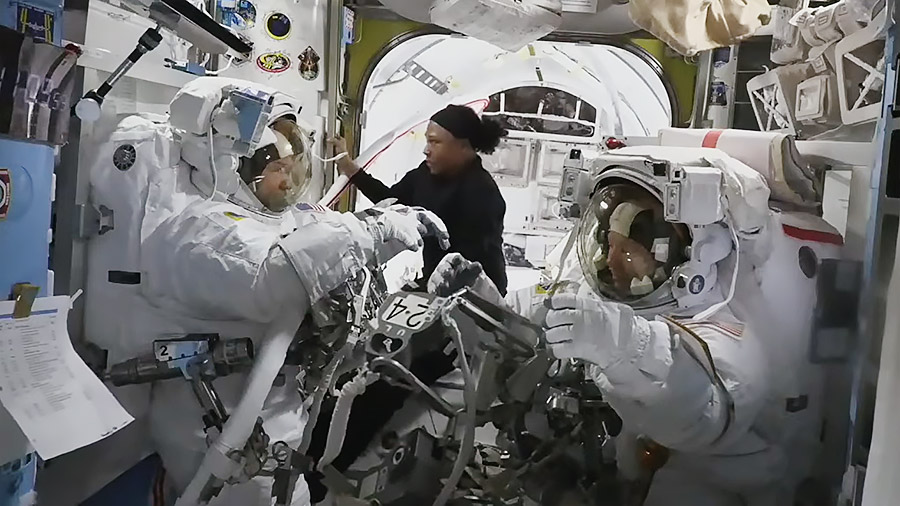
[483,86,598,137]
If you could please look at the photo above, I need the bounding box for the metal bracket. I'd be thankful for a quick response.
[336,98,352,123]
[76,203,114,239]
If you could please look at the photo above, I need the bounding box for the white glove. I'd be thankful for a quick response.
[544,293,649,369]
[391,204,451,251]
[356,201,450,260]
[427,253,505,306]
[360,207,422,255]
[428,253,483,296]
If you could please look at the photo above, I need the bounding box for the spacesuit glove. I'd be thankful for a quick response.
[375,199,450,250]
[543,293,647,370]
[357,199,450,251]
[356,206,424,258]
[387,204,451,250]
[427,253,505,306]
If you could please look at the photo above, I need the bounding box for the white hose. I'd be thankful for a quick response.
[205,55,235,76]
[432,311,477,506]
[299,271,370,456]
[318,173,351,207]
[205,125,218,201]
[298,345,349,455]
[176,308,306,506]
[313,151,349,164]
[317,372,368,471]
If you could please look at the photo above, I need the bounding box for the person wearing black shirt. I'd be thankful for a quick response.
[305,106,510,502]
[331,104,509,295]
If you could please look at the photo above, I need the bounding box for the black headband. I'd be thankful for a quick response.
[430,105,482,142]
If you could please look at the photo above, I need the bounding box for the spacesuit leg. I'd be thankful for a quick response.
[208,476,310,506]
[151,377,311,506]
[644,464,743,506]
[156,442,311,506]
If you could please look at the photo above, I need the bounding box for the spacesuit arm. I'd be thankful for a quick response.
[140,204,311,323]
[279,209,377,304]
[142,202,385,322]
[546,294,769,453]
[596,319,770,453]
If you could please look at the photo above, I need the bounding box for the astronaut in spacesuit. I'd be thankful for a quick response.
[432,144,842,506]
[81,77,448,506]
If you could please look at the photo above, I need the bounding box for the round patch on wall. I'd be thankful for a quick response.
[256,51,290,74]
[689,275,705,295]
[113,144,137,171]
[265,12,291,40]
[0,168,10,220]
[298,46,320,81]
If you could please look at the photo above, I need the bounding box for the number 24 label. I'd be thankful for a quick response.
[382,295,433,330]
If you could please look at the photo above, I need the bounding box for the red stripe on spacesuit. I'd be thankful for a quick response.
[782,224,844,245]
[702,130,724,148]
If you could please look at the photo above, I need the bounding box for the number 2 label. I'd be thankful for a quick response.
[404,304,430,328]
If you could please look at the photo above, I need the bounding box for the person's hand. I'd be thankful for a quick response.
[326,136,358,177]
[327,135,347,154]
[544,293,631,368]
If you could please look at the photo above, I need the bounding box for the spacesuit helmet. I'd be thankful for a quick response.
[575,179,690,309]
[237,116,311,213]
[169,77,312,215]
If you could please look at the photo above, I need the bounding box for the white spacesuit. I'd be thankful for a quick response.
[542,145,843,506]
[430,143,842,506]
[80,77,448,506]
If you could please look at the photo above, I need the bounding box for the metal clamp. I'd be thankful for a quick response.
[12,283,39,319]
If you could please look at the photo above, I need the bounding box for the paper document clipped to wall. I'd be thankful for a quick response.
[0,296,133,460]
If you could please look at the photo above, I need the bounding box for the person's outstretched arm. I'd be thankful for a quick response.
[351,169,417,206]
[330,136,416,205]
